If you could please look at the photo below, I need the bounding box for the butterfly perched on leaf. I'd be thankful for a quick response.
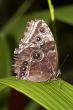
[13,19,58,82]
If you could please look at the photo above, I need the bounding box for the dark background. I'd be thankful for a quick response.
[1,0,73,83]
[0,0,73,110]
[0,0,73,28]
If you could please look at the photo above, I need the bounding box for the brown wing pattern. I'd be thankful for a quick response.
[13,20,58,82]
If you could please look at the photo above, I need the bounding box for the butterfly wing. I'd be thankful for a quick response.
[13,20,58,82]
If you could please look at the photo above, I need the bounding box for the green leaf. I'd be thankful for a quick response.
[2,0,34,33]
[11,0,34,18]
[25,101,39,110]
[1,5,73,41]
[0,36,11,78]
[55,5,73,25]
[2,5,73,35]
[0,84,10,110]
[0,0,34,77]
[4,5,73,43]
[0,83,7,92]
[0,76,73,110]
[1,5,73,52]
[2,5,73,34]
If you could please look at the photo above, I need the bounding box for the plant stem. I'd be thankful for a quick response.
[47,0,55,22]
[47,0,59,63]
[47,0,57,39]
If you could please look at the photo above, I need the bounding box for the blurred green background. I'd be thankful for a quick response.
[0,0,73,110]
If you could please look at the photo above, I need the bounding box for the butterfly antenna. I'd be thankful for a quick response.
[57,54,69,77]
[60,54,69,70]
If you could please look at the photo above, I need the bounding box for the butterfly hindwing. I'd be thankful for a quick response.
[13,19,58,82]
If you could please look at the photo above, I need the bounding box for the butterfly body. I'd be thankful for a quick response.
[13,19,58,82]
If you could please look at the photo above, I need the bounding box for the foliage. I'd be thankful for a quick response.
[0,0,73,109]
[0,77,73,110]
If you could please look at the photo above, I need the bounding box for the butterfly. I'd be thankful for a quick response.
[13,19,58,82]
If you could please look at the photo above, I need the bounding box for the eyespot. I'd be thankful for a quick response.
[20,72,25,77]
[20,66,26,71]
[39,27,45,33]
[20,61,29,72]
[35,35,45,46]
[32,50,44,62]
[33,51,41,59]
[36,36,42,42]
[23,61,28,65]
